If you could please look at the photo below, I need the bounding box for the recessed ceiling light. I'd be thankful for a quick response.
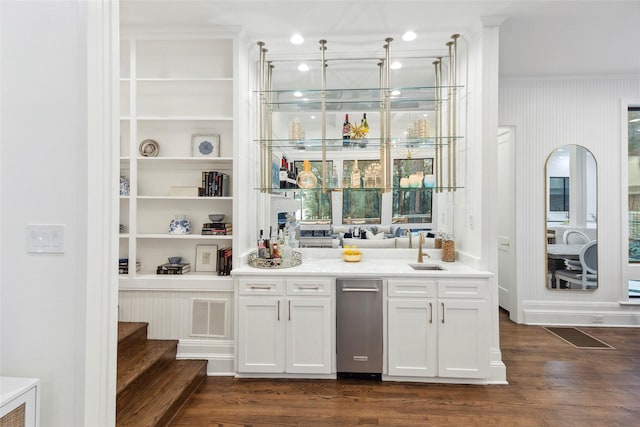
[310,115,316,119]
[391,89,401,96]
[290,34,304,45]
[390,61,402,70]
[293,91,303,97]
[402,31,417,42]
[298,63,310,72]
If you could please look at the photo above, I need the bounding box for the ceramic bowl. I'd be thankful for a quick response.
[208,214,225,222]
[168,256,182,265]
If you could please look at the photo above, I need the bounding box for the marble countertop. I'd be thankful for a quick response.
[233,248,492,279]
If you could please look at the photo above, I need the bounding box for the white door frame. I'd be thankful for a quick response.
[620,99,640,302]
[85,1,119,425]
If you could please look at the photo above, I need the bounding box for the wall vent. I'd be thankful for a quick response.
[191,298,227,337]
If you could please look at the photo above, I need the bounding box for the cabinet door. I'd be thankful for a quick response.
[437,298,489,379]
[237,297,285,373]
[285,297,332,374]
[387,298,437,377]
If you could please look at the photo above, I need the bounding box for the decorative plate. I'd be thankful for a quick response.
[139,139,159,157]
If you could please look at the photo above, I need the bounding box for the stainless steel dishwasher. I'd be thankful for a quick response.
[336,278,383,377]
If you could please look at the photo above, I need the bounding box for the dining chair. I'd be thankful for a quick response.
[562,229,590,245]
[555,241,597,289]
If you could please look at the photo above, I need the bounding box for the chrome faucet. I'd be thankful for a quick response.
[417,232,431,263]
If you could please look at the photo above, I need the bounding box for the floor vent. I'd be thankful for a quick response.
[544,327,614,349]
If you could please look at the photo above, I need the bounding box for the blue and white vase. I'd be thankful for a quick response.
[169,214,191,234]
[423,174,436,188]
[120,176,130,196]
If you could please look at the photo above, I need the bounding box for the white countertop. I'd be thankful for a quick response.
[233,248,492,278]
[1,377,39,405]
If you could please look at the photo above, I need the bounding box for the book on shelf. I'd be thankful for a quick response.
[201,171,230,197]
[217,247,232,276]
[202,222,232,235]
[119,258,140,274]
[156,263,191,275]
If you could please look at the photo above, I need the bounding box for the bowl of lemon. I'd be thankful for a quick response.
[342,245,362,262]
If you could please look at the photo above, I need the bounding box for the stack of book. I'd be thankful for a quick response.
[217,247,232,276]
[202,222,233,235]
[156,263,191,275]
[201,170,230,197]
[119,258,140,274]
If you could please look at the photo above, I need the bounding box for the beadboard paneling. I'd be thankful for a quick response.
[119,290,234,341]
[499,77,640,313]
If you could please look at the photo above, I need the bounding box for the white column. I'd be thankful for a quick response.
[480,15,508,384]
[85,0,120,425]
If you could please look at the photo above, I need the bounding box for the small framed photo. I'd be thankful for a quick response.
[195,244,218,272]
[192,134,220,157]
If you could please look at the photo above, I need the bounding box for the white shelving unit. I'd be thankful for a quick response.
[119,35,236,288]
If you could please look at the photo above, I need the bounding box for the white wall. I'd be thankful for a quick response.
[500,77,640,325]
[1,1,90,425]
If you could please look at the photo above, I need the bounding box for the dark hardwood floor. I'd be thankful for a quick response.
[171,310,640,426]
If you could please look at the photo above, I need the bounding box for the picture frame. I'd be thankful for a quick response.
[192,134,220,157]
[195,244,218,272]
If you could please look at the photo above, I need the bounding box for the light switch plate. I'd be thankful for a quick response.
[26,225,65,253]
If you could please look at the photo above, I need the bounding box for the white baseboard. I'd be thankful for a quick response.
[522,300,640,326]
[177,339,235,376]
[489,347,507,384]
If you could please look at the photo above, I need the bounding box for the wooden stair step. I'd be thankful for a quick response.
[117,339,178,405]
[118,322,149,353]
[116,359,207,427]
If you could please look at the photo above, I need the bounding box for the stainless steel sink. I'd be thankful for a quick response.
[409,264,445,271]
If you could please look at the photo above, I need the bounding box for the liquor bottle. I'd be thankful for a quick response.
[331,165,339,188]
[268,226,274,257]
[257,229,267,258]
[342,163,350,188]
[296,160,318,189]
[361,113,369,132]
[263,227,271,258]
[350,160,361,188]
[287,162,297,188]
[342,114,351,147]
[279,157,288,188]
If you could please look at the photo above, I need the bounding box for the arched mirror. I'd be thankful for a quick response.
[545,145,597,290]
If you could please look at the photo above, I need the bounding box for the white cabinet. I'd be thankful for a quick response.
[119,35,236,285]
[238,296,285,373]
[285,296,332,374]
[237,277,333,375]
[387,278,489,380]
[387,298,437,377]
[0,377,40,427]
[437,280,489,379]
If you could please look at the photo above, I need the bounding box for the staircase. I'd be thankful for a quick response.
[116,322,207,426]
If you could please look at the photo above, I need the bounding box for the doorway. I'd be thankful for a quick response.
[497,126,517,318]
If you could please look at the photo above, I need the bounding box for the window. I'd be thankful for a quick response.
[293,160,332,222]
[392,158,433,223]
[628,107,640,264]
[549,177,570,212]
[342,159,382,224]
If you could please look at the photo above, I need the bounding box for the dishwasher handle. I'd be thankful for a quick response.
[341,287,380,293]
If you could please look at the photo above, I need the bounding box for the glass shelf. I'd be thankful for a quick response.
[255,137,462,151]
[257,85,461,103]
[255,186,463,193]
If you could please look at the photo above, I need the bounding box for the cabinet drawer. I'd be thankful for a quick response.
[437,280,487,299]
[286,277,333,296]
[388,279,436,297]
[237,277,285,295]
